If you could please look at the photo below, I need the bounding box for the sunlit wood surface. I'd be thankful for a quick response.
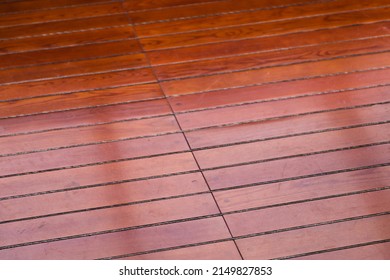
[0,0,389,260]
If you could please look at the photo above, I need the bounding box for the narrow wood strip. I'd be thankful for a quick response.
[124,0,224,12]
[185,103,390,149]
[129,0,323,24]
[148,22,390,65]
[0,2,124,28]
[122,241,241,260]
[292,242,390,259]
[236,215,390,259]
[0,115,179,156]
[0,26,135,55]
[0,68,156,101]
[140,7,390,50]
[0,40,141,69]
[204,144,390,190]
[169,68,390,113]
[137,0,390,37]
[0,133,188,177]
[155,36,390,80]
[0,83,164,120]
[215,166,390,212]
[0,98,170,136]
[0,14,130,40]
[195,123,390,169]
[0,152,198,199]
[225,190,390,237]
[0,53,148,85]
[176,86,390,130]
[0,172,208,222]
[0,216,230,260]
[0,193,219,248]
[0,0,116,14]
[161,52,390,96]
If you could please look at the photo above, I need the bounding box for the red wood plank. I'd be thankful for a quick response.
[215,166,390,212]
[124,0,224,11]
[128,0,308,24]
[195,123,390,169]
[0,83,164,119]
[122,241,241,260]
[0,152,198,199]
[0,40,141,69]
[293,243,390,259]
[0,217,231,259]
[0,15,130,40]
[0,68,156,101]
[225,190,390,236]
[140,7,390,50]
[161,52,390,96]
[176,86,390,130]
[0,0,115,14]
[204,144,390,190]
[0,172,208,222]
[0,133,188,177]
[137,0,390,37]
[0,115,179,156]
[0,193,219,247]
[235,215,390,259]
[0,99,170,136]
[154,36,390,80]
[185,103,390,149]
[0,2,124,28]
[0,27,135,55]
[148,22,390,65]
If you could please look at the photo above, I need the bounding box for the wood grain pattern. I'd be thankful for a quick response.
[169,68,390,112]
[148,22,390,65]
[0,172,208,222]
[122,241,241,260]
[215,166,390,213]
[176,86,390,130]
[136,0,390,37]
[225,190,390,236]
[0,217,231,259]
[292,242,390,259]
[161,52,390,96]
[204,144,390,190]
[124,0,225,11]
[0,83,164,119]
[0,152,198,199]
[236,215,390,259]
[0,193,219,247]
[185,103,390,149]
[140,7,390,50]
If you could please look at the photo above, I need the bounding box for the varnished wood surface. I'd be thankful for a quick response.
[0,0,389,260]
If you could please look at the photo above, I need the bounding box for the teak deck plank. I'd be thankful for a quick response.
[235,215,390,259]
[215,166,390,212]
[0,172,208,222]
[0,217,231,259]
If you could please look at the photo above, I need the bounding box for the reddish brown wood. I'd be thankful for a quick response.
[185,103,390,149]
[124,0,225,11]
[122,241,241,260]
[215,166,390,212]
[0,217,231,259]
[204,144,390,190]
[176,86,390,130]
[0,152,198,199]
[161,52,390,96]
[148,22,390,65]
[236,215,390,259]
[0,83,164,119]
[293,243,390,259]
[0,172,208,222]
[225,190,390,236]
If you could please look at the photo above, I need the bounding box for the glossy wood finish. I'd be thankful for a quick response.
[0,0,389,260]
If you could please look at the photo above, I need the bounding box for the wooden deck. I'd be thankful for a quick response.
[0,0,389,260]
